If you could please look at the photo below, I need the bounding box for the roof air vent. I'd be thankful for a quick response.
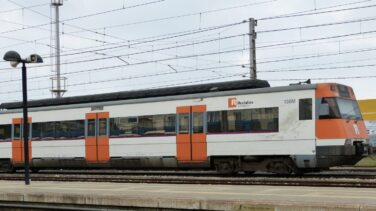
[210,87,219,91]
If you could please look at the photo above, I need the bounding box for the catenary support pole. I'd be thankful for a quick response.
[55,3,61,98]
[249,18,257,80]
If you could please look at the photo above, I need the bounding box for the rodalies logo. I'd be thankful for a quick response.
[228,98,237,108]
[228,98,254,108]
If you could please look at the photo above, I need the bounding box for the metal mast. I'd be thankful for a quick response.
[249,18,257,80]
[51,0,66,98]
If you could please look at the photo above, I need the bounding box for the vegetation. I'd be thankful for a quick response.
[356,155,376,167]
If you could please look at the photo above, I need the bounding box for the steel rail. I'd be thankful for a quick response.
[0,173,375,188]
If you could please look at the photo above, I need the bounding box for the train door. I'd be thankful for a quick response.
[11,118,32,164]
[176,105,207,162]
[85,112,110,163]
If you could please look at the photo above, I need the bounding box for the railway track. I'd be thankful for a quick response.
[0,171,375,188]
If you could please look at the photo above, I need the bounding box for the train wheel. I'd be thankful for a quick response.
[244,171,255,175]
[30,168,39,173]
[266,158,300,175]
[5,163,16,173]
[292,168,305,176]
[215,161,237,175]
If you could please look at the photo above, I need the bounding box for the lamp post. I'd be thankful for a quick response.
[3,51,43,185]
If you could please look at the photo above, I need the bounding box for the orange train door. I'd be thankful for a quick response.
[11,118,32,164]
[176,105,207,162]
[85,112,110,163]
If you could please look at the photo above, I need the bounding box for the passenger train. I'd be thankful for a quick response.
[0,79,368,174]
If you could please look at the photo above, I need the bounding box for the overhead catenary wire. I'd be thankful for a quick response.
[258,16,376,34]
[2,58,376,95]
[4,46,375,90]
[258,29,376,49]
[0,0,166,35]
[64,0,276,34]
[3,1,376,64]
[259,1,376,21]
[0,31,246,72]
[42,24,376,67]
[56,22,248,58]
[0,27,376,74]
[0,0,271,54]
[27,28,376,68]
[258,46,376,64]
[0,20,248,65]
[44,15,376,65]
[260,63,376,73]
[0,19,247,64]
[0,2,49,14]
[41,1,376,57]
[0,46,248,85]
[0,64,247,95]
[2,0,376,100]
[267,75,376,81]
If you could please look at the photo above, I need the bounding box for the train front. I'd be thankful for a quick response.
[315,83,368,167]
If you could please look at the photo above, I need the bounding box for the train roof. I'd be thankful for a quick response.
[0,79,270,110]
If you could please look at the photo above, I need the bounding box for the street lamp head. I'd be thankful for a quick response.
[3,50,21,62]
[26,54,43,64]
[4,51,21,67]
[3,51,43,67]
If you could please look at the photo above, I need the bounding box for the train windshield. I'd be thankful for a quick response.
[319,97,362,120]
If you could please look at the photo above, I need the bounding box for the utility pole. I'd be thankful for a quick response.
[249,18,257,80]
[51,0,66,98]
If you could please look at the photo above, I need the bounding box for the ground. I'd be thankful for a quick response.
[356,155,376,166]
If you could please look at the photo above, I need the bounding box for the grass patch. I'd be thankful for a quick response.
[356,155,376,166]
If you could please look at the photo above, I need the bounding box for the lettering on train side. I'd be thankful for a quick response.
[228,98,254,108]
[284,99,296,104]
[91,106,104,111]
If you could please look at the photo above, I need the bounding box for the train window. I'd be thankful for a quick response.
[207,111,222,133]
[337,98,362,120]
[139,114,176,136]
[13,124,21,140]
[337,85,350,97]
[178,113,189,134]
[299,98,312,120]
[319,98,341,119]
[32,120,85,140]
[110,114,176,137]
[164,115,176,134]
[207,107,278,133]
[0,125,11,141]
[110,117,138,137]
[98,118,107,136]
[87,119,96,137]
[193,113,204,133]
[32,123,41,140]
[139,116,160,135]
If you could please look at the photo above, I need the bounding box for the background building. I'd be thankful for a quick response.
[359,99,376,147]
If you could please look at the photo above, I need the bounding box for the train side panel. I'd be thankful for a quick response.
[205,90,315,157]
[110,137,176,157]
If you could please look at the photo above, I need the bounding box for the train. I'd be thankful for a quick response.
[0,79,369,174]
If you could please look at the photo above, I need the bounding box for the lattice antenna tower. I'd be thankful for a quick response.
[50,0,67,98]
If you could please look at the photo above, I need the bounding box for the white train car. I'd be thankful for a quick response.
[0,80,368,174]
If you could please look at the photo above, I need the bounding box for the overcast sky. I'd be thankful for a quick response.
[0,0,375,102]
